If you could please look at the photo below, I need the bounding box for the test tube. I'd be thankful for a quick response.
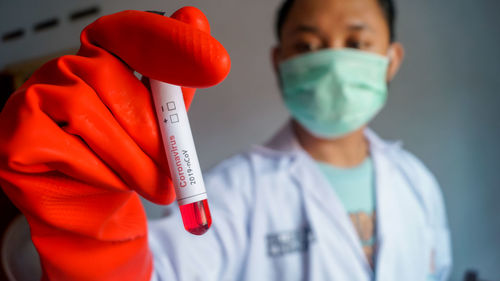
[150,79,212,235]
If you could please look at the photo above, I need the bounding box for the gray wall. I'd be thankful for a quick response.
[1,0,499,280]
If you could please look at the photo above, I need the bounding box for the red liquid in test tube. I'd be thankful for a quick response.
[180,199,212,235]
[150,80,212,235]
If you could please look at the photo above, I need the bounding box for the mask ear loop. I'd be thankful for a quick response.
[387,47,393,62]
[386,46,395,82]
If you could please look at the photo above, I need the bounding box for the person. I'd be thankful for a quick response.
[0,0,451,280]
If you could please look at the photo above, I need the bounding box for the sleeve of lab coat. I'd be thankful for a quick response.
[147,154,254,281]
[398,150,453,281]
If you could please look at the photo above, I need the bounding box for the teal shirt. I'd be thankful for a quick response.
[316,157,377,268]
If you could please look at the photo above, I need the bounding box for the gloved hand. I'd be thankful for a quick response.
[0,7,230,281]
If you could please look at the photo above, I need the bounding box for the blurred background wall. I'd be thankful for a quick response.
[1,0,499,280]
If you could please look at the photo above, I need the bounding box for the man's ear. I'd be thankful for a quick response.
[386,42,405,82]
[271,45,282,74]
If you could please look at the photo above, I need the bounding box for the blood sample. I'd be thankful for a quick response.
[150,80,212,235]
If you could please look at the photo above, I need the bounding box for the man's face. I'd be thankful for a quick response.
[274,0,403,81]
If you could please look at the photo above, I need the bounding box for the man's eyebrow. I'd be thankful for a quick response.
[346,22,375,32]
[288,24,325,37]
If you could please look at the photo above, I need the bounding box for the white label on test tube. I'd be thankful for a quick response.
[150,80,207,206]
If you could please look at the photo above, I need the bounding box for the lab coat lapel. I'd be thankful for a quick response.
[367,129,430,281]
[370,140,399,281]
[266,122,373,278]
[294,152,374,278]
[266,123,364,252]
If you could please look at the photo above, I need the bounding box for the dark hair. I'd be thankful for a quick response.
[276,0,396,42]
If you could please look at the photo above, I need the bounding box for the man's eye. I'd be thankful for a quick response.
[346,39,371,49]
[294,42,317,53]
[346,39,362,49]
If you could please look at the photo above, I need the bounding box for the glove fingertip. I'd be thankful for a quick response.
[170,6,210,34]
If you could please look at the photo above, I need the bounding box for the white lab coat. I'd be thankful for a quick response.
[149,123,452,281]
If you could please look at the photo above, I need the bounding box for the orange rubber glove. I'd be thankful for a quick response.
[0,7,230,281]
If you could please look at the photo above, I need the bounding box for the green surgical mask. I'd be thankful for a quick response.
[279,48,389,138]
